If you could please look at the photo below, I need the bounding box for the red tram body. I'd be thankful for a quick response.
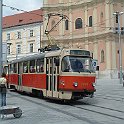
[5,48,96,100]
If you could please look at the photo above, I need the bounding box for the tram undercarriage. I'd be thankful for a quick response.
[71,90,95,100]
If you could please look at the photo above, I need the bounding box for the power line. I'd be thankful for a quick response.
[3,2,119,48]
[2,3,115,33]
[43,0,115,38]
[2,4,44,17]
[0,0,3,76]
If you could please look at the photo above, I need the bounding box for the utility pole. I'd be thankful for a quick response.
[0,0,3,76]
[113,12,124,85]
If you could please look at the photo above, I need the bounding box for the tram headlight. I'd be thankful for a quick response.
[92,82,96,87]
[73,82,78,87]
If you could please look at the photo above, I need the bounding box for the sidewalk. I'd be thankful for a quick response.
[95,78,124,100]
[96,78,123,85]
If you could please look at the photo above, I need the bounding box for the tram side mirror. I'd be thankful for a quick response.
[96,66,99,71]
[54,58,59,66]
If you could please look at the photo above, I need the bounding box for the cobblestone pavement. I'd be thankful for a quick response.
[0,79,124,124]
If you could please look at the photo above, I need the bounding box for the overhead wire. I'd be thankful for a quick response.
[3,1,119,48]
[42,0,117,49]
[42,0,116,36]
[2,4,44,17]
[46,13,115,37]
[2,2,115,33]
[4,0,120,58]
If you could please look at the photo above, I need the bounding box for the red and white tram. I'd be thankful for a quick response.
[5,47,96,100]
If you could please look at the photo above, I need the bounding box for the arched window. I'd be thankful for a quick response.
[89,16,92,27]
[101,50,104,63]
[65,19,69,30]
[101,12,103,18]
[100,12,104,24]
[75,18,82,29]
[51,20,55,27]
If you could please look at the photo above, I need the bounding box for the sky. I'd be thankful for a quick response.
[3,0,43,17]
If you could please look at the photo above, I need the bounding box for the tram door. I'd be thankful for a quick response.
[46,57,59,98]
[17,62,23,91]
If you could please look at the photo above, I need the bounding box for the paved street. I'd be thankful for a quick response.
[0,79,124,124]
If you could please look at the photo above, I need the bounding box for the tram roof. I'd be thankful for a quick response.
[8,49,62,64]
[8,48,90,64]
[9,52,46,64]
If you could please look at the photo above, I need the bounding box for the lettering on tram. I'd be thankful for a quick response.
[70,50,90,56]
[4,47,96,101]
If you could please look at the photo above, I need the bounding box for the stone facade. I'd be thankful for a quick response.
[3,9,43,62]
[43,0,124,78]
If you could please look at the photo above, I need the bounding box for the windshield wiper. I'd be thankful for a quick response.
[86,69,91,73]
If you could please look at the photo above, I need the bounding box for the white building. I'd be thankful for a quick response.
[2,9,43,62]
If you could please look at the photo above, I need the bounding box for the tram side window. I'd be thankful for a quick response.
[61,56,70,72]
[13,63,17,73]
[10,64,14,73]
[23,61,28,73]
[36,59,44,73]
[3,66,8,74]
[9,63,17,73]
[29,60,36,73]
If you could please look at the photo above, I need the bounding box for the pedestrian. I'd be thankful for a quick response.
[0,73,7,107]
[123,73,124,87]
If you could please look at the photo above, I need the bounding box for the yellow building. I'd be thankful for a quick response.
[43,0,124,78]
[3,9,43,62]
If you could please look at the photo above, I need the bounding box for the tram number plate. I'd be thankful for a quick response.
[82,83,88,87]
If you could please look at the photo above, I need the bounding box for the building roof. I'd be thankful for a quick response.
[3,9,43,29]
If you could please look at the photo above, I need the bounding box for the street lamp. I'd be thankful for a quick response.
[0,0,3,76]
[113,12,124,84]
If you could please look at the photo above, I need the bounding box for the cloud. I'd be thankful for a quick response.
[3,0,43,16]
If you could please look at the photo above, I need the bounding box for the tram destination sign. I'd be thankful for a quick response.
[70,50,90,56]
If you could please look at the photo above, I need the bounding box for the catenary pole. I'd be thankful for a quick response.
[0,0,3,77]
[114,12,123,84]
[118,12,123,85]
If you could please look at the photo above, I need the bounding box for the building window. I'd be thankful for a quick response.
[30,43,33,53]
[16,44,21,54]
[100,12,104,24]
[51,20,55,27]
[101,50,104,63]
[7,33,10,40]
[17,32,21,39]
[30,30,34,37]
[7,45,10,55]
[101,12,103,18]
[75,18,82,29]
[65,19,69,30]
[89,16,92,27]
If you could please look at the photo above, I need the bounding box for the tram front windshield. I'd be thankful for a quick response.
[62,56,94,73]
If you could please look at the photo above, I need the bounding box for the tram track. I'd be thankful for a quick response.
[88,104,124,113]
[73,100,124,113]
[9,91,124,122]
[70,104,124,120]
[68,98,124,120]
[8,92,101,124]
[95,94,124,102]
